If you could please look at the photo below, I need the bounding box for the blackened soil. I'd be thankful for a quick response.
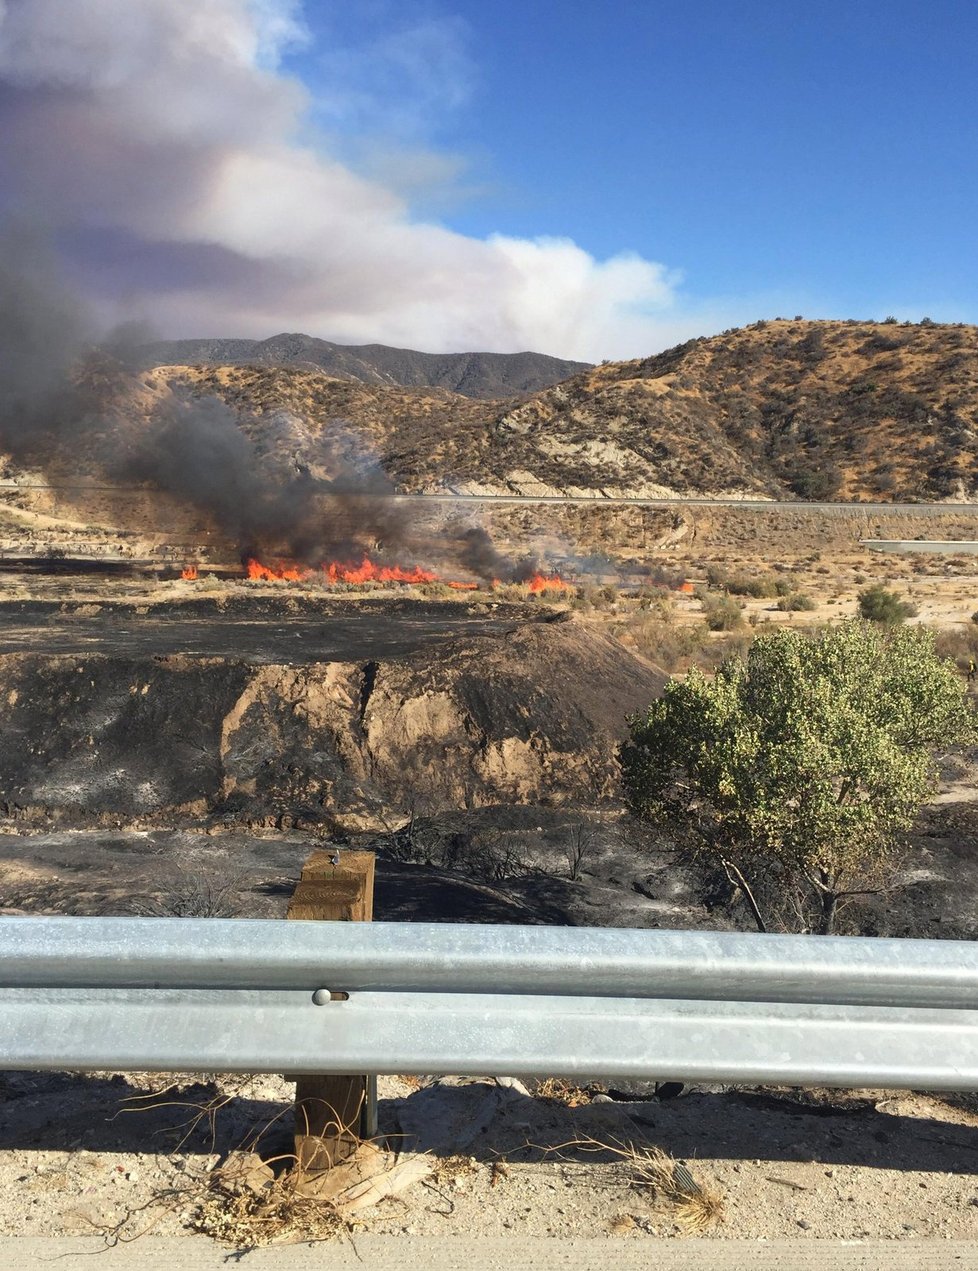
[3,800,977,940]
[0,597,539,664]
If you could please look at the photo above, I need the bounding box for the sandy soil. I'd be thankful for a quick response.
[1,1070,977,1249]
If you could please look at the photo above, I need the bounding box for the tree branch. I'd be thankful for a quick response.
[719,856,767,934]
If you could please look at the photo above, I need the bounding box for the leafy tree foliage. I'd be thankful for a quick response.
[621,622,974,934]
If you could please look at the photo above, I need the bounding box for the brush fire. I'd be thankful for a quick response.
[232,556,572,592]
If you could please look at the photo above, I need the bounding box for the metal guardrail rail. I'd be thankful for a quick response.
[3,917,978,1089]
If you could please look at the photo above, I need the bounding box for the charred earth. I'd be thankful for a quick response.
[0,594,663,835]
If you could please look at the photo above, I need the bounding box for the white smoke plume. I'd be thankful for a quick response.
[0,0,705,360]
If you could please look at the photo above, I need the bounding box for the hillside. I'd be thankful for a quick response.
[141,333,591,400]
[482,318,978,501]
[149,319,978,502]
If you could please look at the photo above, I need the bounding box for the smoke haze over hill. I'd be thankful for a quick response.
[0,0,711,360]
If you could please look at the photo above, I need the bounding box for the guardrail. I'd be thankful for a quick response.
[3,917,978,1090]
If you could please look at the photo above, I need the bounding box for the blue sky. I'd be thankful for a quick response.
[1,0,974,357]
[288,0,978,327]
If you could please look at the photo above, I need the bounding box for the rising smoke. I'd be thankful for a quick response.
[0,227,530,577]
[0,229,410,562]
[0,0,712,361]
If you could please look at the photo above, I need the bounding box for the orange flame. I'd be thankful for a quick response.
[246,558,309,582]
[323,558,438,585]
[181,564,198,581]
[527,573,572,593]
[242,555,569,593]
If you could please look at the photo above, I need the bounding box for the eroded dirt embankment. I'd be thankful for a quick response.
[0,614,665,831]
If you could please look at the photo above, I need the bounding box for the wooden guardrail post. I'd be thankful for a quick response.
[287,849,376,1174]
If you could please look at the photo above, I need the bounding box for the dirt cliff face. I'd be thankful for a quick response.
[0,617,665,830]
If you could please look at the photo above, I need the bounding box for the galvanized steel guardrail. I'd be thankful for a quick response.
[2,917,978,1090]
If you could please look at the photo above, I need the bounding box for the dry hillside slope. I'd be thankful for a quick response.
[152,319,978,502]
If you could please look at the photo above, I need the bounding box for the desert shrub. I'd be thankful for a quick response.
[700,592,744,632]
[857,583,918,625]
[725,573,779,599]
[622,615,709,671]
[419,581,454,599]
[705,565,728,588]
[623,622,975,934]
[642,566,687,590]
[635,588,676,621]
[934,626,978,663]
[777,592,817,611]
[773,578,794,597]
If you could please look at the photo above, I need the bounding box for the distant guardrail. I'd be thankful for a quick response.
[863,539,978,554]
[2,918,978,1089]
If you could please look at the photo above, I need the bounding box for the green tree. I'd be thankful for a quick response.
[621,622,974,934]
[857,583,917,625]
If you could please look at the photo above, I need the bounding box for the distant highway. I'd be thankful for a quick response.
[393,493,978,516]
[3,482,978,516]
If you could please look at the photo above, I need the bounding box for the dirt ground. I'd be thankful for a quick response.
[1,1070,977,1248]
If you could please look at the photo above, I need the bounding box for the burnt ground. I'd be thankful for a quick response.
[0,609,665,831]
[0,595,538,663]
[0,586,972,936]
[2,795,978,941]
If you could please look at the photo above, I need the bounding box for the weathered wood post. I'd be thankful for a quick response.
[287,849,376,1174]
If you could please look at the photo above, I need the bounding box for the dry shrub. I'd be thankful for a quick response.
[546,1135,723,1233]
[620,614,708,671]
[188,1166,345,1247]
[777,591,817,612]
[934,625,978,663]
[535,1077,594,1107]
[700,592,744,632]
[113,1081,352,1249]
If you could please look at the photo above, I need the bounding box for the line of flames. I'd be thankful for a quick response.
[180,556,571,591]
[236,556,570,591]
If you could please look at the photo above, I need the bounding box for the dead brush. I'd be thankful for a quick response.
[108,1079,357,1249]
[622,1142,724,1233]
[187,1160,350,1248]
[534,1077,594,1107]
[546,1135,724,1234]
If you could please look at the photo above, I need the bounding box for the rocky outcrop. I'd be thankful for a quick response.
[0,619,665,830]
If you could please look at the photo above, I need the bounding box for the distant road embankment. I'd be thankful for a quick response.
[5,482,978,517]
[395,494,978,516]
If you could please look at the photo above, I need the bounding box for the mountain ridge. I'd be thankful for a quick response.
[153,318,978,503]
[140,333,592,400]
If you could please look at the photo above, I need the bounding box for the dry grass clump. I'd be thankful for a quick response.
[187,1165,346,1247]
[534,1077,594,1107]
[548,1135,724,1234]
[625,1143,724,1233]
[430,1154,479,1186]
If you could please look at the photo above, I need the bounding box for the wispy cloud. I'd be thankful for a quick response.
[0,0,739,359]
